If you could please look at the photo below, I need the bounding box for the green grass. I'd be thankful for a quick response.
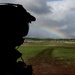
[17,46,50,61]
[17,46,75,65]
[53,47,75,61]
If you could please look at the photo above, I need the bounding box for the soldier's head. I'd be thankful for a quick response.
[0,3,36,47]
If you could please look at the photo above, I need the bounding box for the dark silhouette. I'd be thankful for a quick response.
[0,3,36,75]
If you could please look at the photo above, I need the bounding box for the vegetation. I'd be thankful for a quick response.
[17,46,50,61]
[18,45,75,65]
[24,38,75,43]
[17,39,75,74]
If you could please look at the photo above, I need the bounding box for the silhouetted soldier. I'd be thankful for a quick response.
[0,3,36,75]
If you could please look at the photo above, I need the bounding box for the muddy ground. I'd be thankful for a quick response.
[22,42,75,75]
[29,60,75,75]
[28,45,75,75]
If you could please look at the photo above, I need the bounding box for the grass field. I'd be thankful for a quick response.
[18,45,75,65]
[17,39,75,75]
[18,46,50,61]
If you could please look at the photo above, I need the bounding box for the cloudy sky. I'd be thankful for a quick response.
[0,0,75,39]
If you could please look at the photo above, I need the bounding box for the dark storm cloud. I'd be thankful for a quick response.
[23,0,52,15]
[26,4,51,15]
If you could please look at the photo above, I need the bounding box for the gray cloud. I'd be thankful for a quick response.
[0,0,75,38]
[26,4,51,15]
[27,25,60,38]
[22,0,52,15]
[0,0,51,15]
[0,0,14,3]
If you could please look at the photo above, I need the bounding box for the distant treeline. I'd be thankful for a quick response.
[25,38,75,41]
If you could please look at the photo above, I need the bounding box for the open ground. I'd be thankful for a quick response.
[19,39,75,75]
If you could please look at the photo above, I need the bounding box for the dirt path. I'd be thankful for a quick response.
[29,60,75,75]
[28,48,75,75]
[21,42,75,75]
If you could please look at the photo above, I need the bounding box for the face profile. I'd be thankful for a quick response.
[0,3,36,47]
[0,3,36,75]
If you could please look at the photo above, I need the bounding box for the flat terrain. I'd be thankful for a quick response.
[28,48,75,75]
[18,39,75,75]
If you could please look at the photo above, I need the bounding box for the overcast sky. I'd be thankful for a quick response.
[0,0,75,39]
